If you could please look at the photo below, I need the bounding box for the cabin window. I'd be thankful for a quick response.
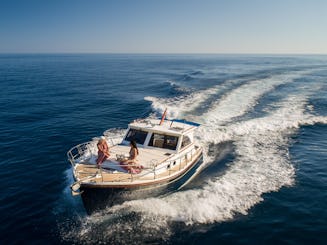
[181,135,191,148]
[124,129,148,145]
[149,133,178,150]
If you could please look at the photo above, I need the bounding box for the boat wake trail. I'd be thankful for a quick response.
[107,93,327,227]
[62,68,327,244]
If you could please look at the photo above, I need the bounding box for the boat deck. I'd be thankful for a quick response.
[74,146,202,184]
[109,144,172,168]
[75,160,189,183]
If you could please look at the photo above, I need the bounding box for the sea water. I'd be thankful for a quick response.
[0,54,326,244]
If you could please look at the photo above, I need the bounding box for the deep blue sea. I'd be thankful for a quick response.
[0,54,326,245]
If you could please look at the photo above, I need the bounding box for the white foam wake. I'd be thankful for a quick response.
[107,92,327,225]
[145,83,227,118]
[202,71,310,125]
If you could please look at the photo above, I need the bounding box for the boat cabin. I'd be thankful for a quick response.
[121,118,199,153]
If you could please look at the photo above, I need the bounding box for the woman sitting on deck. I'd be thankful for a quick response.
[96,137,110,168]
[122,140,143,174]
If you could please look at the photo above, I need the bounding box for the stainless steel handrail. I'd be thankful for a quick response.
[68,138,200,183]
[67,136,122,167]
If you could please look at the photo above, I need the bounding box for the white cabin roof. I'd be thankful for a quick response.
[129,119,198,136]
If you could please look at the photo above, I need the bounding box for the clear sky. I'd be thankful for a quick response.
[0,0,326,54]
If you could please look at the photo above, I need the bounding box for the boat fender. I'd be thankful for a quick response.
[71,182,81,192]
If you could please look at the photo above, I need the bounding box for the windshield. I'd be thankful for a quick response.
[124,128,148,145]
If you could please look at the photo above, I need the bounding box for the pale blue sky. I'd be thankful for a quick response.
[0,0,326,53]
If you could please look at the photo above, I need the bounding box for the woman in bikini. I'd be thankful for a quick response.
[96,137,110,168]
[123,140,143,173]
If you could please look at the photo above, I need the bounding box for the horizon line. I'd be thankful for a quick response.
[1,52,327,56]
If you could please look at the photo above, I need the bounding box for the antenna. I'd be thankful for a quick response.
[170,120,174,128]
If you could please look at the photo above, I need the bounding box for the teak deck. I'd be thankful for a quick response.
[75,148,202,184]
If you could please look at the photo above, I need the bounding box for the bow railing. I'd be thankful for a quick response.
[68,138,200,183]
